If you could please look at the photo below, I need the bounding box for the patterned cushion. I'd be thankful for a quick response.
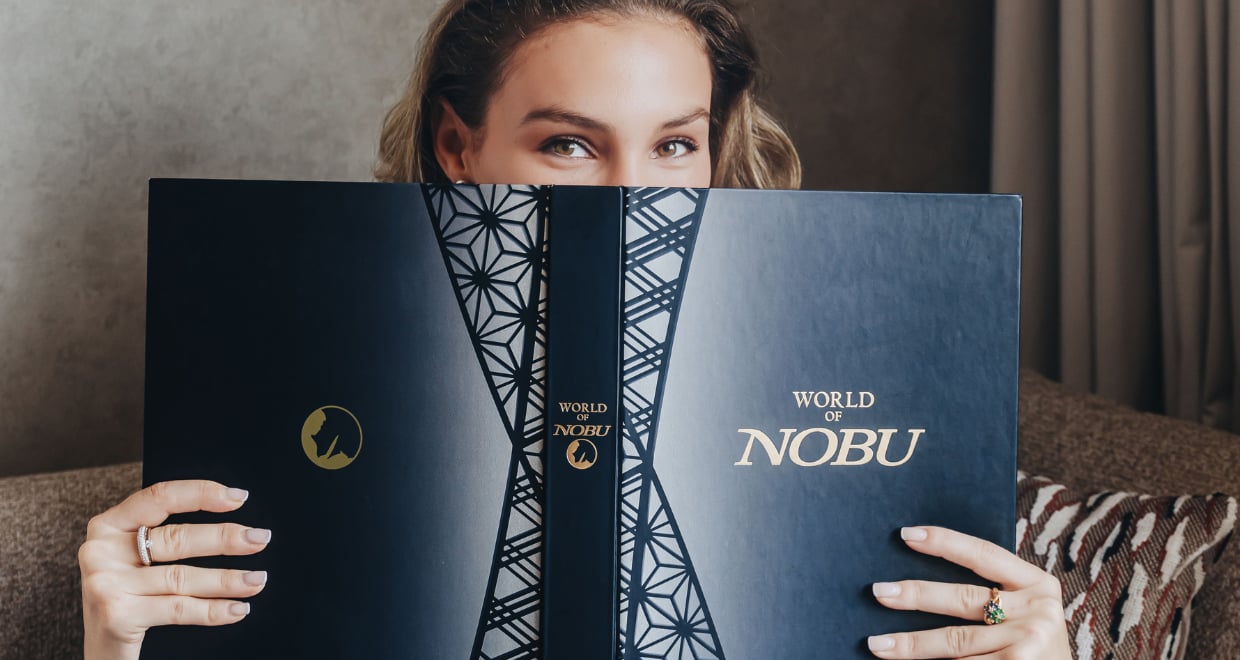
[1016,472,1236,659]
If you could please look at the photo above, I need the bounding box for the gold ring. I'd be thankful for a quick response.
[983,587,1006,625]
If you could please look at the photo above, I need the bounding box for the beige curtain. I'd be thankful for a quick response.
[993,0,1239,432]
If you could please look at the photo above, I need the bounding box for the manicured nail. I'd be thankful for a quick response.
[242,571,268,586]
[229,602,250,616]
[867,635,894,652]
[872,582,900,598]
[226,488,249,502]
[900,526,927,542]
[244,528,272,544]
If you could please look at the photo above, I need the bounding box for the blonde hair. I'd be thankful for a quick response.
[375,0,801,189]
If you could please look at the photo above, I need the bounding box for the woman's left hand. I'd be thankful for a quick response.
[868,525,1071,659]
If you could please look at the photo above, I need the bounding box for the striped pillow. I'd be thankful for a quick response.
[1016,472,1236,660]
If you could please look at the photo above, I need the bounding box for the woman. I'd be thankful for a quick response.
[79,1,1071,658]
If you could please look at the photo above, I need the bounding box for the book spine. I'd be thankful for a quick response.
[542,186,624,660]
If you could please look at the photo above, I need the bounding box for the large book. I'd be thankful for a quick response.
[142,180,1020,659]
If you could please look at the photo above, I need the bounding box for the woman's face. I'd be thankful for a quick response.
[435,15,714,187]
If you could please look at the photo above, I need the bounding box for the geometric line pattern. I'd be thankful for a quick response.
[424,184,549,660]
[617,188,725,659]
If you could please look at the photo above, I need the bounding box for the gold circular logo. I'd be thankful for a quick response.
[565,438,598,470]
[301,406,363,470]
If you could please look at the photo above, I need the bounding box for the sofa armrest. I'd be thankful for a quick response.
[0,462,141,659]
[1018,369,1240,496]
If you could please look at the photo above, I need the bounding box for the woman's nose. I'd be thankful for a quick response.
[598,155,649,187]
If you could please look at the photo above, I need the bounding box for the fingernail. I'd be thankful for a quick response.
[872,582,900,598]
[229,602,250,617]
[226,488,249,502]
[244,528,272,544]
[243,571,268,586]
[867,635,894,652]
[900,526,928,542]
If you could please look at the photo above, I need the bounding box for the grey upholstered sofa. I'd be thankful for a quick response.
[2,371,1237,659]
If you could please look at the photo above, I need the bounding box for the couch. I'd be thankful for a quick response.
[2,370,1237,658]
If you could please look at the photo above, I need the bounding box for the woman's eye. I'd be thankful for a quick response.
[545,139,590,159]
[654,139,697,159]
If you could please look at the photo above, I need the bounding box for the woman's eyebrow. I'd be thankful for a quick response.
[521,107,611,132]
[519,107,709,132]
[661,109,709,130]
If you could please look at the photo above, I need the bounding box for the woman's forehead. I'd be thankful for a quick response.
[488,15,713,134]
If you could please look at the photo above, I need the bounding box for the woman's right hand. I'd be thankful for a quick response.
[78,480,271,660]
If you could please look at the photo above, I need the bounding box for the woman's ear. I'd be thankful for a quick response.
[432,99,475,183]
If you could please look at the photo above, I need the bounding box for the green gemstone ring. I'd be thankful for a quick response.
[983,587,1007,625]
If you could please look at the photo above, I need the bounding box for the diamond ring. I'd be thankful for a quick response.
[137,525,153,566]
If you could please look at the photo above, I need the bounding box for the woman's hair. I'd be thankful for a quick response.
[374,0,801,189]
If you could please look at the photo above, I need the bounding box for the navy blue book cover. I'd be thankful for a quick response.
[142,180,1019,659]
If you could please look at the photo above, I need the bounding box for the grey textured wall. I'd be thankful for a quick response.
[0,1,437,477]
[0,0,993,478]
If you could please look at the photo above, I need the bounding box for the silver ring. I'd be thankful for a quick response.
[137,525,153,566]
